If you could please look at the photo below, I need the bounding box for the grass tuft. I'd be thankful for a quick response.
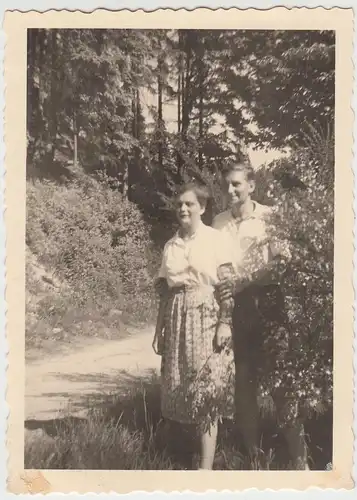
[25,374,332,471]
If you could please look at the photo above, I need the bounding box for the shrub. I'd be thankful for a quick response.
[253,124,334,420]
[26,171,157,335]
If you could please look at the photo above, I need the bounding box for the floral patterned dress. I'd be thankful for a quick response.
[158,221,235,429]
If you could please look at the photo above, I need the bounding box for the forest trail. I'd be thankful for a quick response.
[25,326,160,422]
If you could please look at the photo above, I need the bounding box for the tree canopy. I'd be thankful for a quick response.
[27,29,334,200]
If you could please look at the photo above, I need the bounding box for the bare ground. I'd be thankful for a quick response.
[25,325,160,421]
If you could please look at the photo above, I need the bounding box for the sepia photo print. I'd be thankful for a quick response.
[3,7,354,493]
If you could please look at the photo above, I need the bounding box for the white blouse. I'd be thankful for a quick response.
[158,221,235,288]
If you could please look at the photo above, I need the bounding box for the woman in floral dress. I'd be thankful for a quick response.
[152,182,236,470]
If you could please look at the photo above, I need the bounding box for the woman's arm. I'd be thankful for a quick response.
[153,298,167,355]
[215,263,235,350]
[152,278,169,355]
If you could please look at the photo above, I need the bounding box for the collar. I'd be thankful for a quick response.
[231,201,265,222]
[173,220,205,244]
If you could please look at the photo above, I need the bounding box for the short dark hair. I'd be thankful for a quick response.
[222,162,256,182]
[175,181,211,208]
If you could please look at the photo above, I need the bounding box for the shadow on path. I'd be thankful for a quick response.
[25,368,332,471]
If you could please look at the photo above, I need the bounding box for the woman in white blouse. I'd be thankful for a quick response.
[153,182,235,470]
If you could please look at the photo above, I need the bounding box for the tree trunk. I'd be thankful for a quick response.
[198,53,204,170]
[73,111,78,167]
[27,29,37,162]
[37,30,46,131]
[177,30,192,181]
[132,90,137,138]
[121,53,131,199]
[29,28,46,160]
[135,89,140,139]
[157,47,164,169]
[181,35,191,144]
[27,30,36,118]
[177,34,182,135]
[49,30,58,163]
[128,88,141,203]
[176,32,183,178]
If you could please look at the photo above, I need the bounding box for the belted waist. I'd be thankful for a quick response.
[168,284,216,308]
[169,283,215,294]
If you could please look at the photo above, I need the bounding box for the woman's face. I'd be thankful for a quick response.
[175,190,205,228]
[224,170,255,206]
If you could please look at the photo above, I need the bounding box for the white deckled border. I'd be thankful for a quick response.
[3,6,355,493]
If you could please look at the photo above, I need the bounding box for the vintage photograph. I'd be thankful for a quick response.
[3,6,354,494]
[24,26,335,472]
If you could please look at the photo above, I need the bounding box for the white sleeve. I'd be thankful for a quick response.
[215,231,237,273]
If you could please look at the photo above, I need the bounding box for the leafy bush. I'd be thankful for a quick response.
[254,125,333,420]
[26,171,158,334]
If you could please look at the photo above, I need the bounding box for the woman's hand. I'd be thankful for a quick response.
[155,277,168,298]
[152,332,164,355]
[216,278,235,302]
[214,322,232,351]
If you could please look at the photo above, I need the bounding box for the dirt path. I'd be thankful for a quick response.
[25,325,160,421]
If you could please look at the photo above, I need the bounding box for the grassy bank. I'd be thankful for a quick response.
[25,374,332,471]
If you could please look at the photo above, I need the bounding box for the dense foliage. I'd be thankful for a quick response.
[26,171,158,336]
[27,29,335,218]
[262,126,333,420]
[26,29,334,423]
